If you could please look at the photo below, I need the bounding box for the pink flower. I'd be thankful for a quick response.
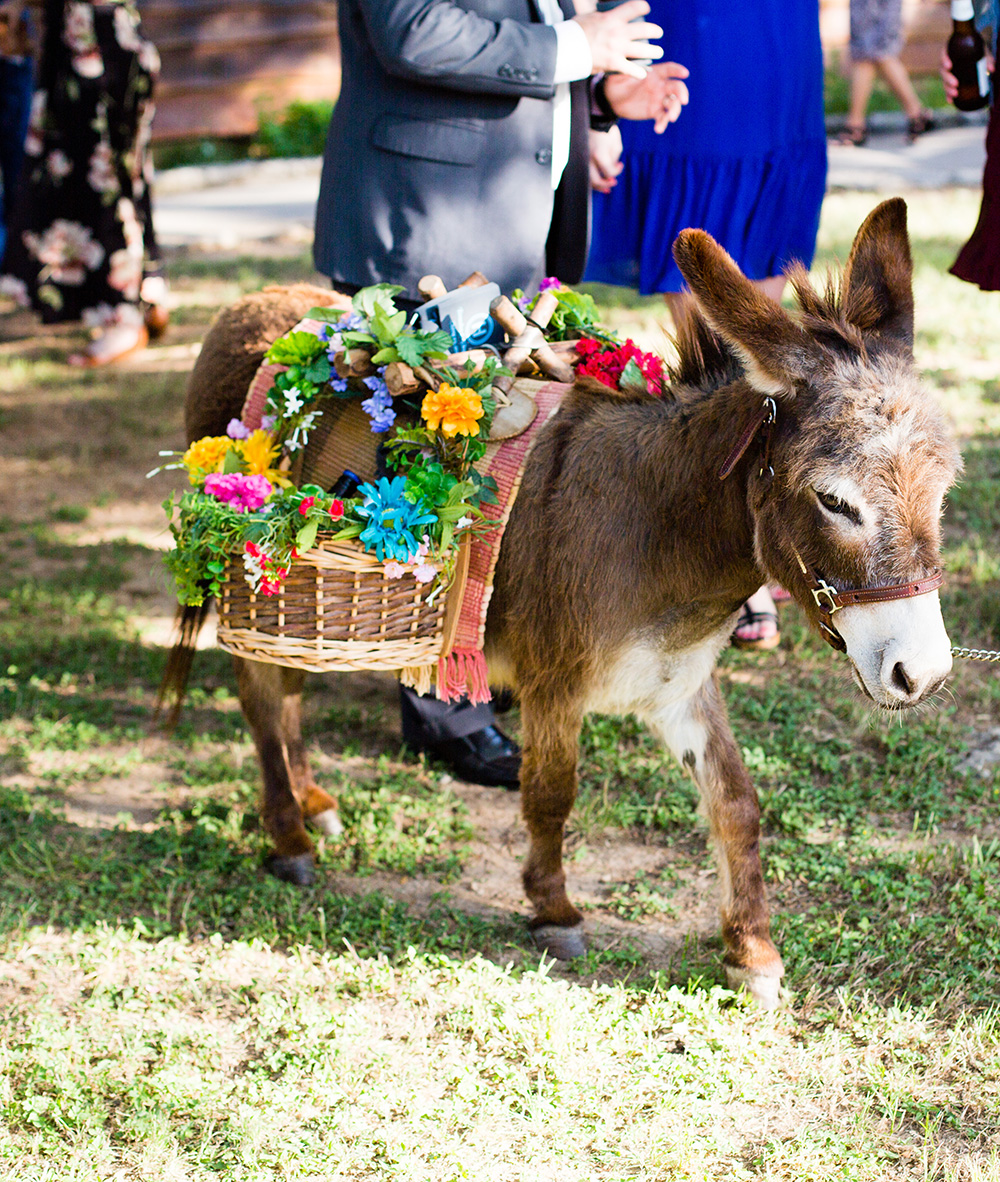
[298,495,316,516]
[226,418,251,440]
[383,561,406,580]
[203,473,272,512]
[539,276,562,293]
[413,563,438,584]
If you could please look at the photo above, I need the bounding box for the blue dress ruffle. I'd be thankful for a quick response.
[586,0,828,294]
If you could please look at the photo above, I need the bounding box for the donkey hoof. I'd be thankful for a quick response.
[532,922,586,961]
[309,808,343,838]
[725,965,784,1010]
[266,853,315,887]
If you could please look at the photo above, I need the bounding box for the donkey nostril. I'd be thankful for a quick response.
[891,661,915,697]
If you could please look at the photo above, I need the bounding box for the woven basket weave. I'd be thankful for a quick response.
[216,536,467,683]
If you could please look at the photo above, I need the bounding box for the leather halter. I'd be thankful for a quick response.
[718,396,945,653]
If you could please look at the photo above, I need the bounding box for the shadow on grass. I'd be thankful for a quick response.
[0,783,527,964]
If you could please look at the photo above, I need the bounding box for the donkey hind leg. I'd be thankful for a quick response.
[279,675,342,838]
[646,675,784,1008]
[519,692,587,961]
[234,657,326,886]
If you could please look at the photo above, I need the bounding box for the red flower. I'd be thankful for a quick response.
[329,499,344,521]
[575,337,664,393]
[298,495,316,516]
[245,541,260,557]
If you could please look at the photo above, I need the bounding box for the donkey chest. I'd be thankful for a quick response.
[583,628,730,717]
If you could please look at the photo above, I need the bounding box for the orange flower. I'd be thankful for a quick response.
[182,435,232,483]
[420,383,484,438]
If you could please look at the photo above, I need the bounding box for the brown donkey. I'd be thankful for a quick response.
[171,199,959,1006]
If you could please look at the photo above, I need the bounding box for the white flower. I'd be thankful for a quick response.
[63,3,96,54]
[113,5,143,51]
[413,563,438,584]
[107,248,142,297]
[47,150,72,180]
[87,142,117,195]
[382,561,406,580]
[0,276,30,305]
[24,220,104,285]
[283,387,304,414]
[456,516,474,529]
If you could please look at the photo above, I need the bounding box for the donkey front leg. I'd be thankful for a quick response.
[519,691,587,960]
[649,674,784,1008]
[234,658,337,885]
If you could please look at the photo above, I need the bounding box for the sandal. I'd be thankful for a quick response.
[769,584,792,603]
[731,603,781,651]
[68,322,149,368]
[907,112,936,142]
[836,123,868,147]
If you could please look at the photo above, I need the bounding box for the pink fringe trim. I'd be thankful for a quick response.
[437,649,492,705]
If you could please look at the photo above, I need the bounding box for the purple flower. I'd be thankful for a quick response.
[226,418,251,440]
[361,371,395,433]
[329,374,349,393]
[337,311,364,331]
[261,414,277,431]
[539,276,562,293]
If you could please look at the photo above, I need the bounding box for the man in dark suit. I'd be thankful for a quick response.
[314,0,688,786]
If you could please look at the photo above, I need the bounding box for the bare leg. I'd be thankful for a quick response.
[234,656,315,884]
[846,59,877,136]
[519,689,587,959]
[876,56,924,120]
[644,675,783,1007]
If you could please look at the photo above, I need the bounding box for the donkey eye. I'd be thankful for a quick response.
[814,489,861,524]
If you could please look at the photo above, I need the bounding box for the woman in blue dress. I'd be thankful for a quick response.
[586,0,827,647]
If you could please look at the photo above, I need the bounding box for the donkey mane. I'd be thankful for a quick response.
[668,311,743,393]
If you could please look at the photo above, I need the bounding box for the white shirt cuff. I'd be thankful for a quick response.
[553,20,593,83]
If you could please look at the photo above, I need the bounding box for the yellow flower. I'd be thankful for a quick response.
[421,384,484,438]
[235,429,291,487]
[182,435,232,483]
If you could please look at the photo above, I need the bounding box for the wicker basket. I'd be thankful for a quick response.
[216,536,469,684]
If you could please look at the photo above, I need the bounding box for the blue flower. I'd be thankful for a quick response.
[356,476,436,562]
[361,370,395,432]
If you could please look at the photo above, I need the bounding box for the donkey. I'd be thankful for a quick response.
[170,199,959,1006]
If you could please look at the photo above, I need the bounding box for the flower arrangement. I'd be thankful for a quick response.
[575,336,665,395]
[511,277,611,343]
[160,284,503,608]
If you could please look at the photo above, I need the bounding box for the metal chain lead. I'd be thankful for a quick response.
[951,646,1000,662]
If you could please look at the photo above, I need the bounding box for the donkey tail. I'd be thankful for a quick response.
[154,598,213,731]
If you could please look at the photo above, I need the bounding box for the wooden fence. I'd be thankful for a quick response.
[140,0,340,140]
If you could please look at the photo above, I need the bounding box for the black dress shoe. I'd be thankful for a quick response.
[404,722,521,789]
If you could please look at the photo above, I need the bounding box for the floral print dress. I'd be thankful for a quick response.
[0,0,160,327]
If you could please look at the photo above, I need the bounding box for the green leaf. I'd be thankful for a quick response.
[305,305,351,322]
[352,283,404,320]
[370,346,401,366]
[330,521,364,541]
[296,519,319,552]
[619,358,648,394]
[302,355,331,384]
[265,330,328,366]
[222,448,245,474]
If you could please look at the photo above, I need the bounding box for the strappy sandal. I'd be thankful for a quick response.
[836,123,868,147]
[731,603,781,651]
[907,112,936,142]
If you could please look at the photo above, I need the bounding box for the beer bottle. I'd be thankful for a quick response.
[948,0,990,112]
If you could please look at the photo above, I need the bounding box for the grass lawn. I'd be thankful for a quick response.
[1,189,999,1179]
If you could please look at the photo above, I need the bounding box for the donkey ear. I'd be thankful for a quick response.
[673,229,817,400]
[841,197,914,349]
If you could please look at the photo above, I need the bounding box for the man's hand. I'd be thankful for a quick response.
[604,61,689,132]
[941,47,995,100]
[574,0,663,80]
[589,126,624,192]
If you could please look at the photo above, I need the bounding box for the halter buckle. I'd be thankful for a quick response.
[812,579,842,615]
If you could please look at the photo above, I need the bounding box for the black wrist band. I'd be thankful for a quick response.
[590,75,618,133]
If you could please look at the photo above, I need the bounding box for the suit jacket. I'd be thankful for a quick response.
[313,0,590,297]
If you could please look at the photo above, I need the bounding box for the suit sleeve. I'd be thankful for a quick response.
[356,0,560,99]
